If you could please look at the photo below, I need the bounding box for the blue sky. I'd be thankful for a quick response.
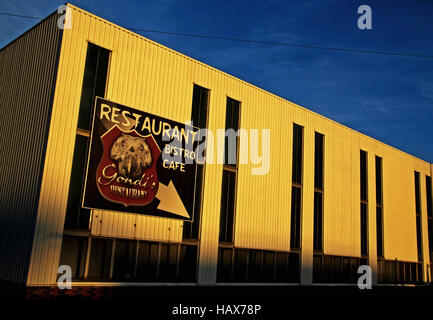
[1,0,433,162]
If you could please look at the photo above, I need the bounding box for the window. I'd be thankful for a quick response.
[313,132,324,252]
[376,156,383,258]
[87,238,113,280]
[414,171,423,262]
[112,240,137,281]
[58,235,88,280]
[360,151,368,202]
[219,170,237,242]
[217,248,300,283]
[158,244,179,281]
[219,97,241,243]
[224,97,240,167]
[360,150,369,257]
[290,123,303,250]
[361,203,368,256]
[183,84,210,240]
[292,124,303,184]
[59,237,197,282]
[313,254,363,284]
[290,186,302,249]
[64,43,110,230]
[77,43,110,131]
[136,241,159,281]
[377,259,423,284]
[426,176,433,262]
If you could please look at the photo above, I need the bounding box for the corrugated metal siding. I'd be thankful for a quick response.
[0,13,62,284]
[25,4,432,285]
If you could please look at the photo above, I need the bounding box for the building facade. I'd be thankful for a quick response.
[1,4,432,286]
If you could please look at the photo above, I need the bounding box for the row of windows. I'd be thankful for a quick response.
[377,259,423,284]
[313,254,368,284]
[59,235,197,282]
[217,248,300,283]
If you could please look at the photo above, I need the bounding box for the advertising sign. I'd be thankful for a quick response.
[82,97,199,221]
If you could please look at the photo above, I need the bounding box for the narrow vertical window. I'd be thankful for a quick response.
[426,176,432,262]
[414,171,423,262]
[313,132,324,252]
[64,43,110,230]
[290,123,303,250]
[219,97,241,243]
[360,150,368,257]
[376,156,384,258]
[183,84,209,240]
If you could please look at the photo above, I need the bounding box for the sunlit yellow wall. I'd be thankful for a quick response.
[27,4,432,285]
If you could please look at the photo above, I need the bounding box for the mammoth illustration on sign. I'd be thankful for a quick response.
[111,133,153,180]
[95,126,161,207]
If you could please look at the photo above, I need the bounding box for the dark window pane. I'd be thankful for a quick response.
[158,244,178,281]
[313,192,323,251]
[415,171,421,214]
[429,219,433,261]
[426,176,432,218]
[64,135,90,229]
[375,156,383,205]
[360,150,368,201]
[183,85,209,240]
[332,256,342,283]
[178,245,197,282]
[263,251,275,282]
[290,186,302,249]
[361,203,368,256]
[233,249,248,282]
[425,176,432,261]
[248,250,263,282]
[219,170,236,243]
[376,206,383,258]
[313,254,322,283]
[342,257,351,283]
[77,43,110,130]
[183,163,204,240]
[416,215,423,261]
[191,84,209,128]
[288,252,300,283]
[136,242,159,281]
[224,97,240,167]
[112,240,136,281]
[292,124,303,184]
[58,235,88,280]
[87,238,112,280]
[314,132,324,189]
[275,252,289,282]
[322,255,332,283]
[350,258,361,283]
[217,248,233,282]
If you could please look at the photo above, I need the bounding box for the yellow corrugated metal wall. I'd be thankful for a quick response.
[0,12,62,284]
[27,4,432,285]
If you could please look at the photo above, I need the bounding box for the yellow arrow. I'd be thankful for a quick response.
[155,181,190,219]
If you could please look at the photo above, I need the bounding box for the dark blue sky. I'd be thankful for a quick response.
[1,0,432,162]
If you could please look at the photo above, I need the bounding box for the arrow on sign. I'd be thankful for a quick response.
[155,181,190,219]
